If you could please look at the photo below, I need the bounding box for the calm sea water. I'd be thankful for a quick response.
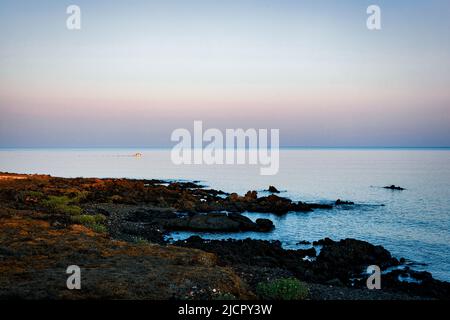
[1,148,449,281]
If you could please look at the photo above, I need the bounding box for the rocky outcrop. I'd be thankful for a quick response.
[160,212,274,232]
[267,186,280,193]
[312,238,399,283]
[384,185,405,190]
[2,172,448,300]
[335,199,355,205]
[175,236,450,299]
[223,193,332,215]
[0,172,337,216]
[0,212,253,300]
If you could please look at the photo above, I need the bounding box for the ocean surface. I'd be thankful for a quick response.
[1,148,449,281]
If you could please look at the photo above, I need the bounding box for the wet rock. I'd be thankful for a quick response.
[228,193,240,202]
[228,212,256,229]
[299,247,317,257]
[162,212,273,232]
[222,192,334,215]
[313,238,399,284]
[378,268,450,299]
[267,186,280,193]
[175,237,311,271]
[313,237,335,246]
[335,199,355,205]
[255,218,275,231]
[244,191,258,201]
[168,181,205,190]
[384,185,405,191]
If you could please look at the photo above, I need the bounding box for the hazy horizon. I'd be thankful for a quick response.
[1,0,450,148]
[1,146,450,150]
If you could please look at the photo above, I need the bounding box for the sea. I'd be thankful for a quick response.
[1,147,449,281]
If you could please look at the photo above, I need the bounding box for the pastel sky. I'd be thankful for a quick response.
[0,0,449,147]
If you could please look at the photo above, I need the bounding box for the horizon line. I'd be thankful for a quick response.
[1,146,450,150]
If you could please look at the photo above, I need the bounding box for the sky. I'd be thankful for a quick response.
[0,0,449,147]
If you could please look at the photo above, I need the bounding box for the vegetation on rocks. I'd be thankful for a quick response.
[70,214,107,233]
[1,172,449,300]
[256,278,309,300]
[42,195,83,215]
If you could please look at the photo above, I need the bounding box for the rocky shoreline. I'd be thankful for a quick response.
[0,172,449,300]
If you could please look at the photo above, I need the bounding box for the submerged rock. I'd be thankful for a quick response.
[267,186,280,193]
[384,185,405,190]
[335,199,355,205]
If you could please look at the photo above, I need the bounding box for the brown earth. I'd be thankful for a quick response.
[0,210,253,299]
[0,173,254,299]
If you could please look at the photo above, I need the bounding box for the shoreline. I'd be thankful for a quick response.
[0,172,449,300]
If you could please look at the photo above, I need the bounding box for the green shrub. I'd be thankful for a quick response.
[70,214,94,225]
[71,214,107,233]
[71,214,106,225]
[60,205,82,215]
[42,195,71,208]
[256,278,309,300]
[69,190,89,204]
[20,190,45,203]
[42,196,82,215]
[91,223,107,233]
[24,191,44,198]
